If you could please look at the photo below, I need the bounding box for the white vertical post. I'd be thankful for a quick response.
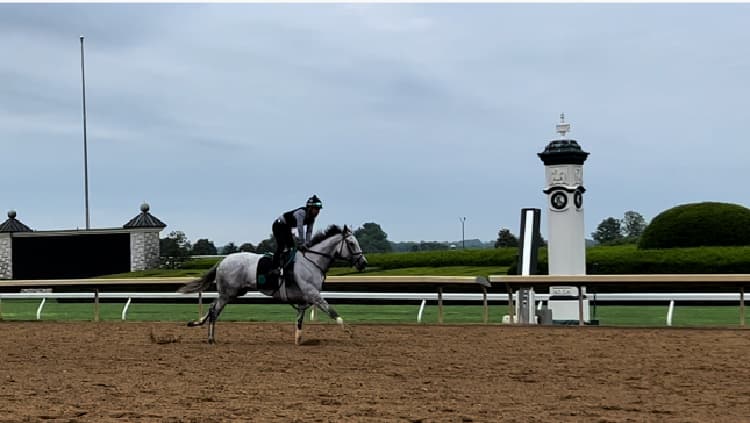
[578,286,584,326]
[417,299,427,323]
[121,297,132,320]
[521,209,535,276]
[36,298,46,320]
[666,300,675,326]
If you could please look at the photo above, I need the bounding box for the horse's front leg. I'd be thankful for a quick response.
[309,293,343,326]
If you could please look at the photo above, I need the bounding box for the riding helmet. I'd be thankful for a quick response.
[306,195,323,209]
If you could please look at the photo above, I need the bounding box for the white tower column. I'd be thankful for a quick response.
[538,115,591,323]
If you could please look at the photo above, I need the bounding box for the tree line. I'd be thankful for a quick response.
[160,221,485,262]
[159,222,395,261]
[493,210,648,247]
[590,210,647,245]
[160,211,649,264]
[159,231,276,260]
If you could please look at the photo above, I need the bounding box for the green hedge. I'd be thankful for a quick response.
[513,245,750,274]
[185,249,521,271]
[586,245,750,274]
[179,257,222,269]
[178,245,750,275]
[639,202,750,249]
[357,248,519,270]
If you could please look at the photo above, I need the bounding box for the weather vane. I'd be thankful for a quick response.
[556,113,570,138]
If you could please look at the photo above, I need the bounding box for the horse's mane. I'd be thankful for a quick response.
[308,225,343,247]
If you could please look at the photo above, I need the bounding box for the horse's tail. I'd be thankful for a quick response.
[178,263,218,294]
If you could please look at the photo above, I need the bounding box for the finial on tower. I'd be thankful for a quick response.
[556,113,571,139]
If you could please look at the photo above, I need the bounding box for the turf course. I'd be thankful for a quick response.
[0,300,745,326]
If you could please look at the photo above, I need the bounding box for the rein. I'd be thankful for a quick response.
[302,249,333,274]
[301,234,363,275]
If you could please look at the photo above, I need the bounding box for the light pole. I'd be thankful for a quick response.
[459,217,466,249]
[80,35,90,230]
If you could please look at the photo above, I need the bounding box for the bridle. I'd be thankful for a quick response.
[302,233,364,274]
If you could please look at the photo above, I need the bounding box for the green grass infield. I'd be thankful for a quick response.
[0,300,745,327]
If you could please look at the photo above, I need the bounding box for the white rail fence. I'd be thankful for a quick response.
[0,291,745,324]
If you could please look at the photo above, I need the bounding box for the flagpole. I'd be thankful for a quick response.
[80,35,90,230]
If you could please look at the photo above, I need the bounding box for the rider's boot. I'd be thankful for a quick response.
[284,264,295,285]
[268,248,289,277]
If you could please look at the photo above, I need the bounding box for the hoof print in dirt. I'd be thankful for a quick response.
[149,332,181,345]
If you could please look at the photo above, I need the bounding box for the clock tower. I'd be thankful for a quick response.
[538,115,591,322]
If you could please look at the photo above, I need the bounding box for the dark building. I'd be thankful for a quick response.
[0,204,166,280]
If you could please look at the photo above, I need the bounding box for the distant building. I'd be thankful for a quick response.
[0,203,166,280]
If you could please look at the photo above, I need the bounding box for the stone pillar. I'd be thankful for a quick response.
[0,235,11,280]
[130,230,161,272]
[124,203,166,272]
[0,210,31,279]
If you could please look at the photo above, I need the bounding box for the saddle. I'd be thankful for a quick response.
[256,249,297,290]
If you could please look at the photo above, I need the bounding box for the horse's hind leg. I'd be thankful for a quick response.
[188,298,217,327]
[187,310,210,327]
[187,298,221,328]
[292,304,309,346]
[207,295,231,344]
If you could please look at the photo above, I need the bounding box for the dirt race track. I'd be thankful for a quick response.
[1,322,749,422]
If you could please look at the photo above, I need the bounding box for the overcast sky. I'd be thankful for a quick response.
[2,3,749,246]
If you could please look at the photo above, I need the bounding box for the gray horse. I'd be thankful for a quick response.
[178,225,367,344]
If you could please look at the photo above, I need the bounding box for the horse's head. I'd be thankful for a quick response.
[337,225,367,271]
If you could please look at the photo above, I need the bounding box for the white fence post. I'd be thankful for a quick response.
[666,300,675,326]
[0,292,745,326]
[121,298,132,321]
[36,298,46,320]
[417,299,427,323]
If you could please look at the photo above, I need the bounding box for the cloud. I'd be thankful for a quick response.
[2,3,750,246]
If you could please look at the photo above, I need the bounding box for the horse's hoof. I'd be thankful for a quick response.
[208,338,215,345]
[336,317,344,326]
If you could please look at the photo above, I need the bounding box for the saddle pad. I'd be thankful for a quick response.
[256,255,280,290]
[257,255,274,275]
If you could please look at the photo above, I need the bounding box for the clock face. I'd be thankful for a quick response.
[574,191,583,209]
[551,192,567,210]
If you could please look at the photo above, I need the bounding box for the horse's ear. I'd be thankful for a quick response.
[343,224,349,233]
